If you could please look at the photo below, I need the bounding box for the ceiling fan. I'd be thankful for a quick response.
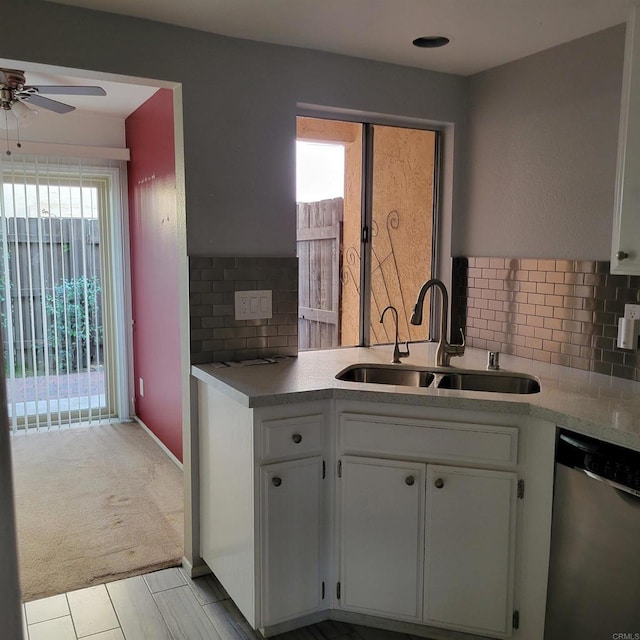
[0,68,106,120]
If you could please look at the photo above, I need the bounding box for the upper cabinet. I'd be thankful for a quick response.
[612,5,640,274]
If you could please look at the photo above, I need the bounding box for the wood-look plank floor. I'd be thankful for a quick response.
[22,567,426,640]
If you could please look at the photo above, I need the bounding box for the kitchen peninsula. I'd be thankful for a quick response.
[192,344,640,639]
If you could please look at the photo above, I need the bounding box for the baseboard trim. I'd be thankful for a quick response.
[134,417,183,470]
[181,556,212,578]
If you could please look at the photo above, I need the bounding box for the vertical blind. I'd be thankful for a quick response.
[0,154,124,432]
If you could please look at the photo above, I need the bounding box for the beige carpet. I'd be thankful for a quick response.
[11,422,184,602]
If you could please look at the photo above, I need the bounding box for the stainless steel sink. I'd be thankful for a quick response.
[336,364,435,388]
[435,371,540,394]
[336,364,540,394]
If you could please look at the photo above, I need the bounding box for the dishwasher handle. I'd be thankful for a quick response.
[583,469,640,499]
[559,432,603,455]
[558,429,640,497]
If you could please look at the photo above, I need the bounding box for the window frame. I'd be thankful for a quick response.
[296,108,444,348]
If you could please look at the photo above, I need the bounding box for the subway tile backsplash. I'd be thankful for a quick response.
[452,257,640,380]
[190,257,298,364]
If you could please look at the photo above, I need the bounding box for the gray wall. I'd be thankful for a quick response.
[461,25,625,259]
[1,0,467,261]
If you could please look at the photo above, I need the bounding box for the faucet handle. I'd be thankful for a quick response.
[448,328,465,357]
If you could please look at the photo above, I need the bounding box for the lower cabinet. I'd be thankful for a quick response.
[425,465,518,636]
[260,456,325,627]
[339,456,518,638]
[198,385,536,639]
[340,457,426,621]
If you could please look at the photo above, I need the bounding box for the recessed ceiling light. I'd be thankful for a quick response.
[412,36,450,49]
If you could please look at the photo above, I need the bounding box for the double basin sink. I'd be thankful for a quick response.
[336,363,540,394]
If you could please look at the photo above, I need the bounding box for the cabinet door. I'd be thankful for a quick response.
[340,456,425,621]
[612,6,640,274]
[424,465,517,637]
[260,457,324,626]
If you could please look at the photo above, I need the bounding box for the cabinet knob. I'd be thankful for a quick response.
[272,476,282,487]
[617,250,629,260]
[405,475,415,486]
[291,433,302,444]
[434,478,444,489]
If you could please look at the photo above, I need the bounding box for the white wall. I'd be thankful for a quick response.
[0,347,23,638]
[461,25,625,259]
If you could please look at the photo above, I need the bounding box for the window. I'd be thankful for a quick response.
[296,116,439,351]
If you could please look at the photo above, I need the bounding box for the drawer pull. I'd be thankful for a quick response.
[291,433,302,444]
[405,475,415,486]
[272,476,282,487]
[434,478,444,489]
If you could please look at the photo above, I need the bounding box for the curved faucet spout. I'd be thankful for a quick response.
[380,305,410,364]
[410,278,464,367]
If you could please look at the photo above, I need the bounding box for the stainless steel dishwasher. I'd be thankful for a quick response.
[545,429,640,639]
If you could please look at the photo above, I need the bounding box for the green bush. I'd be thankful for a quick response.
[45,276,103,372]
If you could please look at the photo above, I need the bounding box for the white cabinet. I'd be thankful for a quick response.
[612,5,640,274]
[197,384,329,633]
[340,456,425,621]
[198,384,553,639]
[424,465,517,636]
[337,410,520,638]
[338,457,518,637]
[260,457,324,626]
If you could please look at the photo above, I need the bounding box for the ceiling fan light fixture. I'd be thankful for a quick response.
[11,100,38,127]
[412,35,451,49]
[0,100,38,131]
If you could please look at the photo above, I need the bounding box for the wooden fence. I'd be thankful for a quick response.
[297,198,343,350]
[0,217,102,374]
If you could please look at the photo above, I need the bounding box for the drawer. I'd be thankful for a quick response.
[259,414,325,461]
[339,413,518,466]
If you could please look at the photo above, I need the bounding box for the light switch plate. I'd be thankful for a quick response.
[235,290,273,320]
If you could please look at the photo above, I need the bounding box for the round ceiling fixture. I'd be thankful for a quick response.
[412,36,450,49]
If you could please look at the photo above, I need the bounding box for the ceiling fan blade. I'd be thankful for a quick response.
[27,85,106,97]
[22,95,75,114]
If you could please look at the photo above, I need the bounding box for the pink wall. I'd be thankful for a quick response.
[126,88,182,462]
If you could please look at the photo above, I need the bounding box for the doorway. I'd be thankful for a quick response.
[296,116,439,350]
[1,59,190,603]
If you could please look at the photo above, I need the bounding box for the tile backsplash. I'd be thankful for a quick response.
[190,257,298,364]
[452,257,640,380]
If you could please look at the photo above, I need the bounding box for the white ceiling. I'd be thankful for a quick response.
[0,59,159,119]
[45,0,631,76]
[6,0,633,121]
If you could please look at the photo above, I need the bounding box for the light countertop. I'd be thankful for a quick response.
[192,344,640,451]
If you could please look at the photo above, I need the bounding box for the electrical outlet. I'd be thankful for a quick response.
[234,290,272,320]
[624,304,640,319]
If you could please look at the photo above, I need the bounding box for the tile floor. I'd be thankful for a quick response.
[22,567,426,640]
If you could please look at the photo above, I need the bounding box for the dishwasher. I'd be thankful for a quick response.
[544,429,640,639]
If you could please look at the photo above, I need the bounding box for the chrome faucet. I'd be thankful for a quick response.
[380,305,410,364]
[410,278,465,367]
